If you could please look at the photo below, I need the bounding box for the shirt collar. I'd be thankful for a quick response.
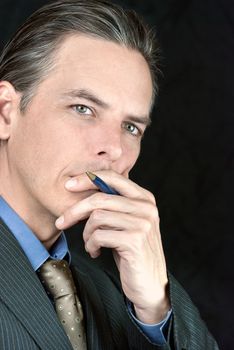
[0,196,70,271]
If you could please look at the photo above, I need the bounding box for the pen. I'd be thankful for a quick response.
[86,171,119,195]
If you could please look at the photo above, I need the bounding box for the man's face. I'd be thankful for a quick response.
[7,35,153,219]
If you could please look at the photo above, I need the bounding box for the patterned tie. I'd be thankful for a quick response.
[38,259,87,350]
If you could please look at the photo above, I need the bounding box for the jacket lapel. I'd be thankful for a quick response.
[0,219,73,350]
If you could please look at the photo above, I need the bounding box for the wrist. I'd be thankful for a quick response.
[133,295,171,324]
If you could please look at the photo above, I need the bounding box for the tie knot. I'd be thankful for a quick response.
[38,259,77,298]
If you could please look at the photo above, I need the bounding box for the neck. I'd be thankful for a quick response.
[0,180,60,250]
[1,191,61,250]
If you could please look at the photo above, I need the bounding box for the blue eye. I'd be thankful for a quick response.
[74,104,92,115]
[123,122,141,136]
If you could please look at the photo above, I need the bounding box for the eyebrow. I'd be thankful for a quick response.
[61,88,151,127]
[61,88,110,109]
[127,115,151,127]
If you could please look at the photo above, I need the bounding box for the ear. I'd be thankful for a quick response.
[0,81,19,140]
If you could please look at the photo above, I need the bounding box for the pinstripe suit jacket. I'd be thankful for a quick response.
[0,218,219,349]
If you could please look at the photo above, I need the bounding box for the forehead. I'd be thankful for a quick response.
[40,34,153,112]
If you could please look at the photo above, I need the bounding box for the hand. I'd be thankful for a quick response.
[56,170,170,324]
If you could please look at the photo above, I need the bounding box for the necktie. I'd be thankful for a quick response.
[38,259,87,350]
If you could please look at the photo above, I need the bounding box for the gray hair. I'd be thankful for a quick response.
[0,0,160,112]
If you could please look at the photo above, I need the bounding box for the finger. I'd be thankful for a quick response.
[65,174,97,192]
[55,191,156,229]
[83,209,145,242]
[94,170,156,203]
[65,170,156,203]
[85,229,130,258]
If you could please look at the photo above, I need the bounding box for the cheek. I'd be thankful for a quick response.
[120,140,141,175]
[9,118,68,185]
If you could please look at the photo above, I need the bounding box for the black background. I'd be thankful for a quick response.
[1,0,233,348]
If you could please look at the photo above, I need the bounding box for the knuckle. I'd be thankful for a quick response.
[92,229,101,241]
[141,219,152,232]
[90,192,102,205]
[67,207,78,221]
[142,188,156,202]
[83,230,88,242]
[107,169,115,177]
[147,191,156,204]
[91,192,110,206]
[91,209,104,221]
[147,202,159,220]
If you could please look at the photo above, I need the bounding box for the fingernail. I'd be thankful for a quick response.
[65,178,78,189]
[56,215,64,228]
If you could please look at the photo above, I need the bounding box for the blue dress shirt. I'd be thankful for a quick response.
[0,196,171,344]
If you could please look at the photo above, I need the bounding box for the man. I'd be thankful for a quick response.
[0,0,218,349]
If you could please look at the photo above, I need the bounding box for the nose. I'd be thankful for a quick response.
[94,125,123,163]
